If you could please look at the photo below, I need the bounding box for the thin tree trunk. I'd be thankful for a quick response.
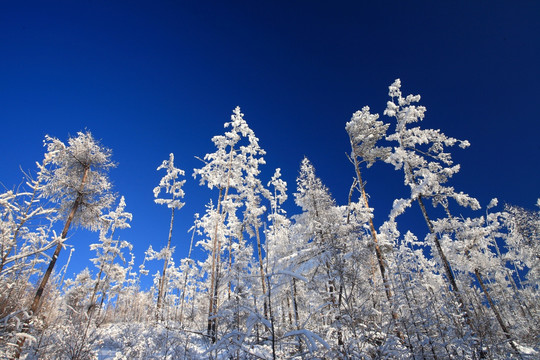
[491,229,534,321]
[407,273,439,359]
[266,272,276,360]
[179,221,197,324]
[286,291,293,326]
[88,236,119,315]
[291,278,303,357]
[416,195,473,330]
[444,205,523,357]
[207,187,223,342]
[254,225,268,319]
[59,248,74,290]
[207,148,235,343]
[157,207,175,320]
[349,148,400,324]
[474,268,523,357]
[394,254,429,359]
[426,287,453,358]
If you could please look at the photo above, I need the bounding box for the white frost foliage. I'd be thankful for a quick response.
[487,198,499,210]
[295,157,334,213]
[0,184,57,274]
[37,131,115,230]
[384,79,479,210]
[268,168,288,211]
[515,344,538,355]
[283,330,330,352]
[101,196,132,233]
[390,198,413,220]
[275,270,308,283]
[266,168,292,266]
[378,219,400,248]
[153,153,186,210]
[346,105,390,167]
[144,245,159,261]
[193,106,265,192]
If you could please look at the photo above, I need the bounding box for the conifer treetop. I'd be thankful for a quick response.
[384,79,479,211]
[346,105,390,167]
[37,131,116,230]
[153,153,186,210]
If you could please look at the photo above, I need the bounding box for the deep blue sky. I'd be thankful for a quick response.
[1,1,539,287]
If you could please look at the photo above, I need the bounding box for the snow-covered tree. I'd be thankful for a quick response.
[345,106,399,325]
[14,131,115,358]
[504,202,540,291]
[177,214,201,324]
[291,158,351,354]
[153,153,185,319]
[3,79,539,359]
[383,79,477,328]
[266,168,291,271]
[193,106,265,344]
[88,196,133,315]
[0,179,57,358]
[0,180,55,319]
[0,175,55,276]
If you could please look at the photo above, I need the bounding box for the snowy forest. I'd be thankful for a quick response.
[1,80,538,359]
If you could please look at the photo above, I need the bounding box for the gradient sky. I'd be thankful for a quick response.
[1,1,539,288]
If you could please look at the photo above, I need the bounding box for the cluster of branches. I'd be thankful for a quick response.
[1,82,539,359]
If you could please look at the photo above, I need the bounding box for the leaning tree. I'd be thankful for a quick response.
[14,131,115,359]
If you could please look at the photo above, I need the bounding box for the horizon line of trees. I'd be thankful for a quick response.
[1,80,538,359]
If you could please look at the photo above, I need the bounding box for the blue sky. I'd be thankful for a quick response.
[1,1,539,288]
